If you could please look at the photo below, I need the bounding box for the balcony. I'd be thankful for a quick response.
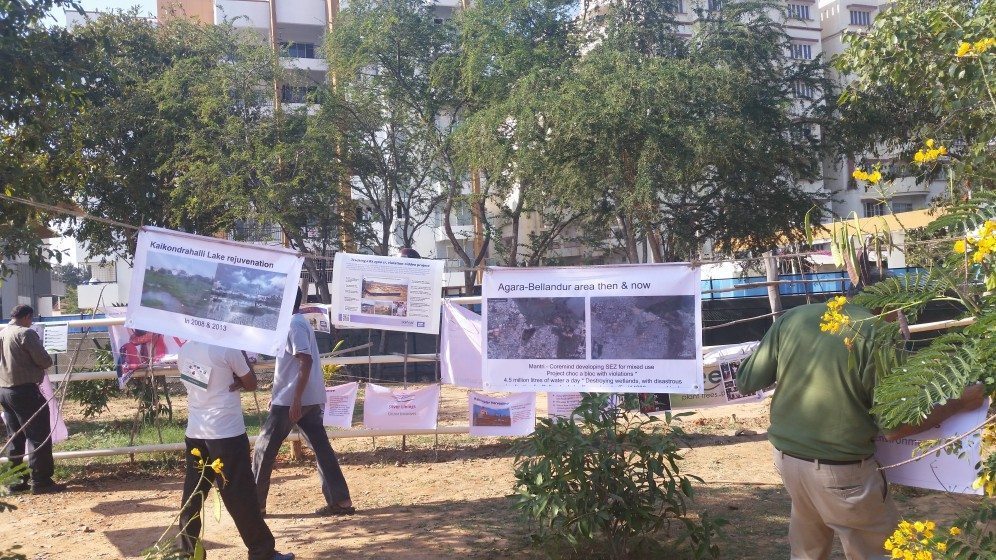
[214,0,271,29]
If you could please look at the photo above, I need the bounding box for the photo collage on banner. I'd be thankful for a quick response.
[875,399,990,495]
[300,304,332,334]
[481,264,703,393]
[468,392,536,437]
[363,383,441,430]
[330,252,444,334]
[323,382,359,428]
[105,306,186,388]
[126,227,304,356]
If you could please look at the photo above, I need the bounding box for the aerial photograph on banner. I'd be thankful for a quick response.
[141,252,287,329]
[486,297,585,359]
[590,295,696,360]
[471,404,512,427]
[360,277,409,317]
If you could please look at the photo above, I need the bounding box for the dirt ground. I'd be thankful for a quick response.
[0,388,981,560]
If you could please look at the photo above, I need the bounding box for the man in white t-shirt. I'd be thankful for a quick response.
[177,341,294,560]
[252,289,354,516]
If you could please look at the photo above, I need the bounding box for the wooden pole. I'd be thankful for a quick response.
[763,251,783,324]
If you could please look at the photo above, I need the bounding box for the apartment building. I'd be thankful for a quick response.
[819,0,949,219]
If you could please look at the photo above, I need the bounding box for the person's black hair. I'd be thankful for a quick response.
[399,247,421,258]
[11,304,33,320]
[294,288,303,312]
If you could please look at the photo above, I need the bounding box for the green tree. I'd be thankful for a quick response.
[1,0,88,273]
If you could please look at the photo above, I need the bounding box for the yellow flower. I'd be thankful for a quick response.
[935,542,947,552]
[973,250,986,264]
[852,169,869,181]
[884,538,895,551]
[891,550,903,560]
[868,170,882,184]
[954,239,967,254]
[949,526,961,536]
[914,521,925,532]
[190,448,202,458]
[956,41,972,57]
[210,458,224,474]
[915,551,932,560]
[925,139,935,149]
[973,38,996,54]
[913,151,925,164]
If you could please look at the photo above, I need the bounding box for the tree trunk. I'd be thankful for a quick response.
[617,214,639,263]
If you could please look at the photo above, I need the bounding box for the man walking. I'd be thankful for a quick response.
[0,304,61,494]
[177,340,294,560]
[253,289,354,516]
[737,301,985,560]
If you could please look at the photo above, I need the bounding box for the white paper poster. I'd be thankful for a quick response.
[126,227,304,356]
[300,304,332,334]
[547,392,584,420]
[41,323,69,353]
[105,306,186,388]
[362,383,440,430]
[482,264,703,393]
[323,381,359,428]
[468,392,536,437]
[440,300,483,389]
[658,342,765,410]
[329,252,443,334]
[876,400,989,494]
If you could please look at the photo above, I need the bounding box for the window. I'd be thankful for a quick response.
[864,201,886,217]
[675,0,684,12]
[891,201,914,213]
[791,43,813,60]
[279,42,317,59]
[849,10,871,26]
[708,0,722,11]
[281,85,317,104]
[793,81,814,99]
[787,4,810,20]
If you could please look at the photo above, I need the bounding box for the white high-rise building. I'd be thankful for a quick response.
[819,0,949,219]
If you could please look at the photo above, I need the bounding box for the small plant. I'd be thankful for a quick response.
[322,339,346,385]
[512,394,723,559]
[64,345,118,418]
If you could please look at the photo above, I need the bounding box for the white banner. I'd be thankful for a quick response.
[468,392,536,437]
[105,306,186,388]
[876,400,989,494]
[440,300,483,389]
[300,304,332,334]
[362,383,440,430]
[323,381,359,428]
[330,253,443,334]
[658,342,765,410]
[482,264,702,393]
[41,323,68,353]
[126,227,304,356]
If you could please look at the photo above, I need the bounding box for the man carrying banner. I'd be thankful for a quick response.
[0,304,62,494]
[176,340,294,560]
[737,302,986,560]
[253,289,354,517]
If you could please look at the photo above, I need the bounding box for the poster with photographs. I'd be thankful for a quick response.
[468,392,536,437]
[300,304,332,334]
[329,253,444,334]
[126,227,304,356]
[654,342,766,411]
[323,381,359,428]
[363,383,440,430]
[105,306,186,388]
[482,264,702,393]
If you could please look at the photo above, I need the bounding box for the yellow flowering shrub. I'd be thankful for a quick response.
[819,296,851,334]
[956,38,996,58]
[953,219,996,267]
[884,520,949,560]
[852,167,882,184]
[912,139,948,165]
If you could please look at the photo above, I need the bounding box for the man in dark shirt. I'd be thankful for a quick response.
[738,302,985,559]
[0,304,62,494]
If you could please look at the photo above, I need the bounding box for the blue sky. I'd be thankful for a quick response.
[50,0,156,27]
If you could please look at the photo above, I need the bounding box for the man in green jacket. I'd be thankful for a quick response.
[738,302,985,560]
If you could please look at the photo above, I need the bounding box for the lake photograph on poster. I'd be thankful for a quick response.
[360,277,409,317]
[487,297,586,359]
[140,252,287,329]
[472,404,512,427]
[590,295,696,360]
